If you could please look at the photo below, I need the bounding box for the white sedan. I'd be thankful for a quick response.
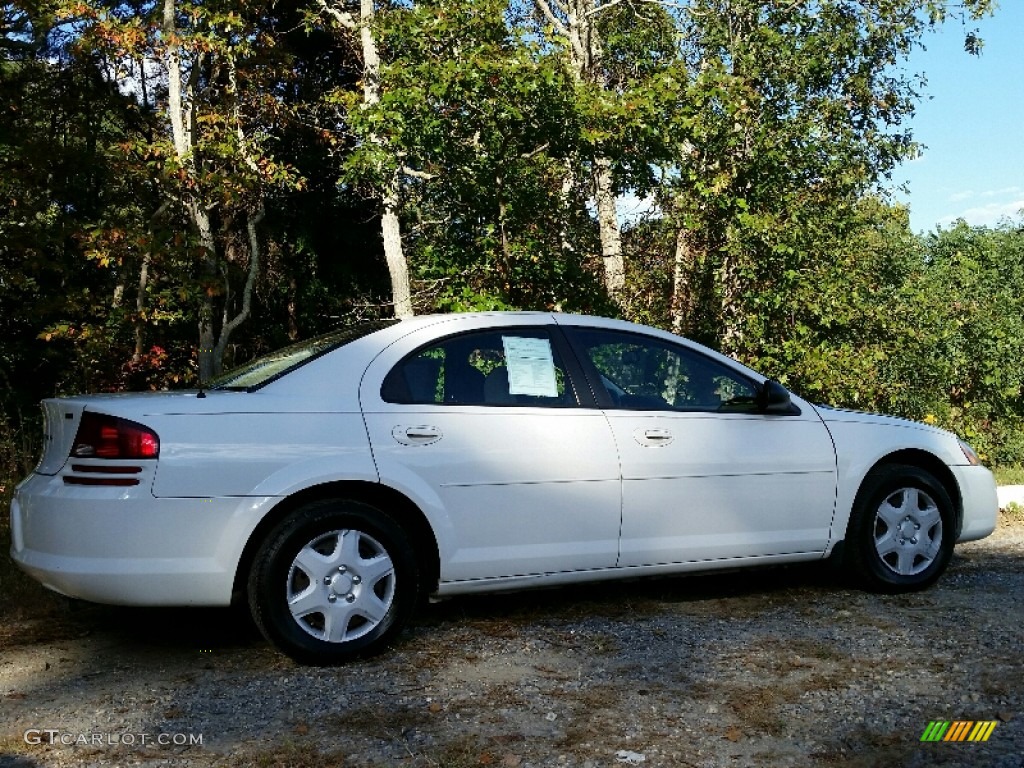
[10,313,998,664]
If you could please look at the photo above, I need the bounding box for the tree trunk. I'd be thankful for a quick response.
[670,226,695,336]
[360,0,413,318]
[194,204,219,382]
[718,251,745,358]
[287,275,299,341]
[163,0,266,380]
[381,176,412,317]
[163,0,220,381]
[558,158,577,260]
[536,0,624,305]
[594,157,624,298]
[212,205,265,372]
[132,252,151,363]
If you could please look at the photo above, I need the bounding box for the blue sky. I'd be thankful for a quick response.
[895,3,1024,233]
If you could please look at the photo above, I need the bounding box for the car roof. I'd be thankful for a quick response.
[377,312,765,383]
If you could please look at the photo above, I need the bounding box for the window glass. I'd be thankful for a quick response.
[571,329,758,412]
[211,320,398,390]
[382,329,576,407]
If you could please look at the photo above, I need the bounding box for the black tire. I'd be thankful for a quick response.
[248,499,419,665]
[844,464,955,593]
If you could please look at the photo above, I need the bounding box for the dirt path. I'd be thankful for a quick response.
[2,516,1022,768]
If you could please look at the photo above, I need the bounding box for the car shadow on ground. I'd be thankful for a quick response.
[3,600,264,658]
[420,558,844,630]
[84,602,264,649]
[5,543,1010,661]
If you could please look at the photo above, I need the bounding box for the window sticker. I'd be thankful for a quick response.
[502,336,559,397]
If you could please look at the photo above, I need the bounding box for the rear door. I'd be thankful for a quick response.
[360,319,622,583]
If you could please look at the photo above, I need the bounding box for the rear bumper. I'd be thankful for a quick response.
[9,472,276,606]
[953,464,998,543]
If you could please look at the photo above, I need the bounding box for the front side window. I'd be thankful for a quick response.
[382,328,576,407]
[569,328,758,412]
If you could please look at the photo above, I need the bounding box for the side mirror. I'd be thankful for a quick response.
[758,379,795,414]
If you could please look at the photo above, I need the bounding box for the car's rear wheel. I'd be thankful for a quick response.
[248,499,419,665]
[845,464,955,592]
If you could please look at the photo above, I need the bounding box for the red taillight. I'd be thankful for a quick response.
[72,412,160,460]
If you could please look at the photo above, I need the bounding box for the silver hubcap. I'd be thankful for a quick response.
[286,529,396,643]
[873,487,943,576]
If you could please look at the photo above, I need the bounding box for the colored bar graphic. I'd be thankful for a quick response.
[921,721,950,742]
[920,720,997,742]
[968,722,998,742]
[944,721,972,741]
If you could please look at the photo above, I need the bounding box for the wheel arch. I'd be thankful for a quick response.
[856,449,963,537]
[231,481,441,604]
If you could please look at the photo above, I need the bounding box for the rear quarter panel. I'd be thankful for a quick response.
[149,408,377,498]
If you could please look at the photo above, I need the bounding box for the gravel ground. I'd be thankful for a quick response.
[2,514,1022,768]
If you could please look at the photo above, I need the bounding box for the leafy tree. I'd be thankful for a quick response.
[630,0,992,360]
[1,4,172,399]
[316,0,415,319]
[915,220,1024,462]
[366,0,611,312]
[39,0,314,381]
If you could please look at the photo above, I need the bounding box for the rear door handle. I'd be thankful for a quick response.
[392,425,442,445]
[634,428,673,446]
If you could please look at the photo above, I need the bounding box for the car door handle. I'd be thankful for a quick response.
[634,428,674,446]
[392,425,442,445]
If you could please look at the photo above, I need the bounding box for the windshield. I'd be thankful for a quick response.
[209,320,398,390]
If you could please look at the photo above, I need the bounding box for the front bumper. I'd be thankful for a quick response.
[952,464,998,543]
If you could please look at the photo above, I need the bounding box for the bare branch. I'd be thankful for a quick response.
[534,0,572,40]
[216,204,266,357]
[227,58,261,176]
[401,165,436,181]
[585,0,626,17]
[586,0,692,16]
[317,0,358,31]
[520,142,551,160]
[162,0,190,163]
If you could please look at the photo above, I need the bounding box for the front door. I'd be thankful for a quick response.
[563,326,837,567]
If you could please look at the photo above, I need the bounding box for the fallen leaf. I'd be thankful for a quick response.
[293,723,309,735]
[724,726,743,742]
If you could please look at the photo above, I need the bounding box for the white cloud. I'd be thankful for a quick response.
[948,190,976,202]
[982,185,1023,198]
[938,198,1024,228]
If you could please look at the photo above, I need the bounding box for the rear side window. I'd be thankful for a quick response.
[382,328,578,407]
[211,321,398,390]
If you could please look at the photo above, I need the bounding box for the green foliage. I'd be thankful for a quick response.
[4,0,1024,469]
[342,0,609,312]
[994,466,1024,487]
[908,222,1024,462]
[1003,501,1024,519]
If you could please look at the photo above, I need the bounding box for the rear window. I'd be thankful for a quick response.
[210,321,398,390]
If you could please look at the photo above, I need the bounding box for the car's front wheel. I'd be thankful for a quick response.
[248,499,419,665]
[845,464,955,592]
